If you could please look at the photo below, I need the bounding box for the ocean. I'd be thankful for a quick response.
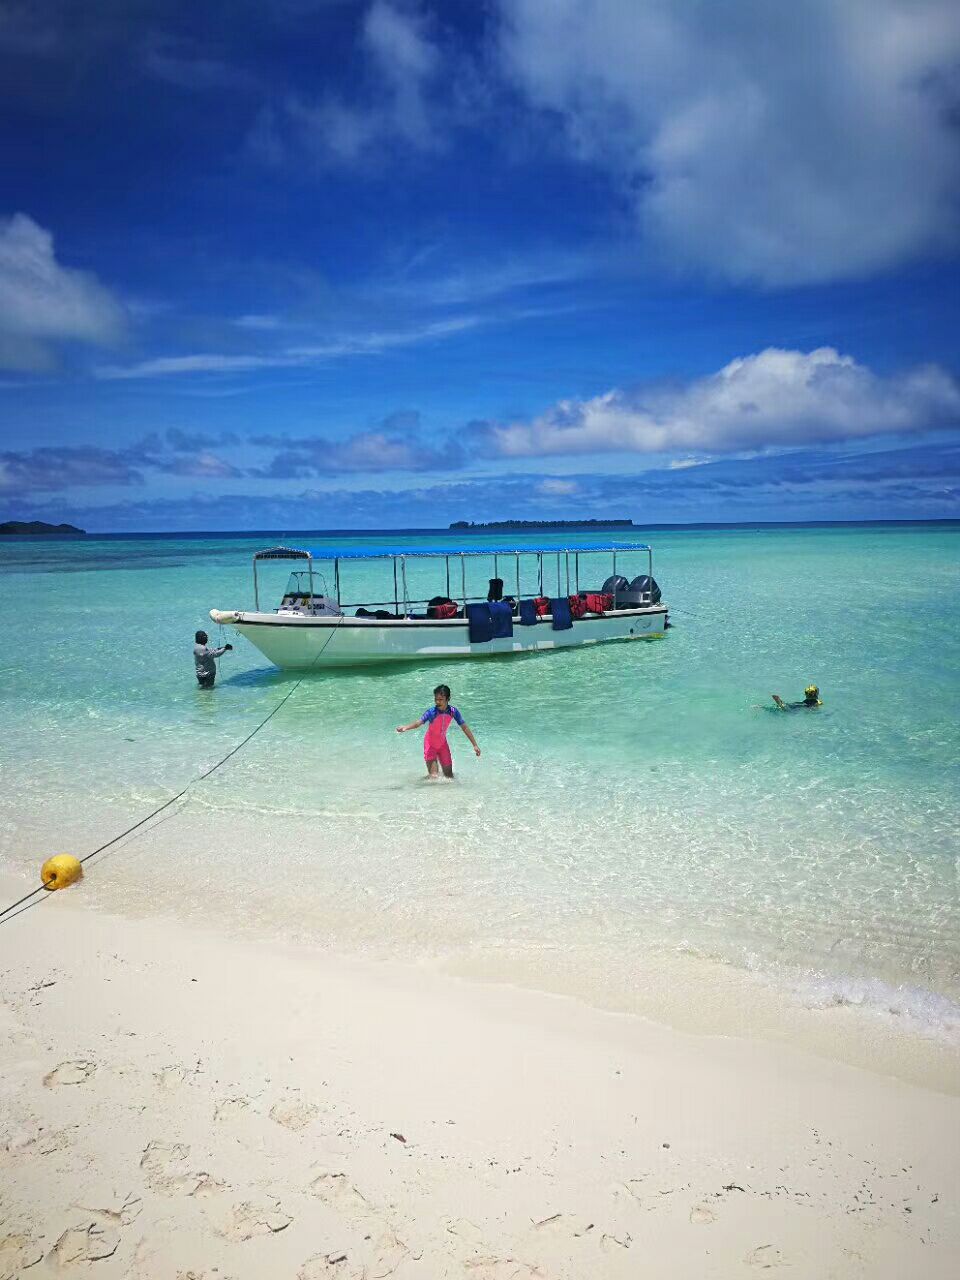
[1,523,958,1053]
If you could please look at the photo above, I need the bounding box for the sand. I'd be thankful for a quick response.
[1,873,958,1279]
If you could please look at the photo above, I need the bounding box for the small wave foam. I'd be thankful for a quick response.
[794,972,960,1045]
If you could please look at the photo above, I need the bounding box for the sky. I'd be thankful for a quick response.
[1,0,959,531]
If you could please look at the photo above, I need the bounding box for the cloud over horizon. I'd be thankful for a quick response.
[9,439,959,531]
[484,348,960,458]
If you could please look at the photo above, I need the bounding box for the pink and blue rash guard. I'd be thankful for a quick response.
[420,704,464,761]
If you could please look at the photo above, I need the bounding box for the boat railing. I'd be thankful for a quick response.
[254,543,657,613]
[281,589,658,613]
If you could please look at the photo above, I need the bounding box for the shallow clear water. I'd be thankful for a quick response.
[1,525,958,1042]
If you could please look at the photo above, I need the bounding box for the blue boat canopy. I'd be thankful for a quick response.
[254,541,651,561]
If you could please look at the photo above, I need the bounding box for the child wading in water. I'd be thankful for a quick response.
[397,684,481,779]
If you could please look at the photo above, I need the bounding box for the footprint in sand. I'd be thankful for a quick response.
[299,1255,360,1279]
[49,1222,119,1266]
[600,1232,632,1252]
[689,1204,716,1225]
[745,1244,790,1268]
[155,1064,198,1091]
[4,1125,75,1159]
[210,1199,292,1242]
[74,1193,143,1228]
[309,1171,371,1219]
[43,1060,95,1088]
[464,1260,543,1279]
[140,1140,192,1193]
[0,1233,43,1279]
[269,1094,319,1131]
[444,1217,484,1248]
[189,1173,228,1200]
[362,1228,408,1279]
[139,1139,227,1198]
[531,1213,594,1238]
[3,1128,38,1158]
[213,1096,250,1122]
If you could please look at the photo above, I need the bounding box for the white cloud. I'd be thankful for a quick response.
[96,315,480,379]
[537,478,579,496]
[362,0,438,145]
[376,252,587,307]
[487,348,960,458]
[142,35,260,93]
[234,314,283,330]
[498,0,960,284]
[0,213,125,369]
[286,315,479,357]
[97,352,291,379]
[261,0,442,166]
[164,450,241,479]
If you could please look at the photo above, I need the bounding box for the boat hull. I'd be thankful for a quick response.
[212,607,668,670]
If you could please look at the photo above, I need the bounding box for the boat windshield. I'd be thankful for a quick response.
[282,568,331,601]
[284,570,312,597]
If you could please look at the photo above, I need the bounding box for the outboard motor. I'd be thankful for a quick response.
[629,575,661,605]
[601,574,630,606]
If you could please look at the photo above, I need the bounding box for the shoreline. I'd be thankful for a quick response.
[3,821,958,1097]
[2,875,959,1277]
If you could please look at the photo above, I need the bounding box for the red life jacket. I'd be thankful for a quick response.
[568,595,587,619]
[584,592,613,614]
[533,596,550,616]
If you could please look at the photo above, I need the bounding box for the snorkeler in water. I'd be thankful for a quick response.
[771,685,822,711]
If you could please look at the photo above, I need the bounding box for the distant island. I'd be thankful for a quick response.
[450,519,635,530]
[0,520,86,536]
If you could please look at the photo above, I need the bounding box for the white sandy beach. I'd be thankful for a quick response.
[1,871,958,1279]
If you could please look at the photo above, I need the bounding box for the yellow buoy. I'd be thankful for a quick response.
[40,855,83,891]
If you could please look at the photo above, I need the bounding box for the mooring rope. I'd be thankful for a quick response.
[0,615,344,926]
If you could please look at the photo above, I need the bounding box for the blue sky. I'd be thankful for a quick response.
[1,0,959,531]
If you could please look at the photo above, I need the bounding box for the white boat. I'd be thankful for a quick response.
[210,541,669,670]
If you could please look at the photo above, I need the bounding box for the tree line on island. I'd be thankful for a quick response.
[0,520,86,535]
[449,519,635,530]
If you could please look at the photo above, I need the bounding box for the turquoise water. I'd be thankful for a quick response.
[1,525,958,1042]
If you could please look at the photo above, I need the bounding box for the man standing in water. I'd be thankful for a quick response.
[193,629,231,689]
